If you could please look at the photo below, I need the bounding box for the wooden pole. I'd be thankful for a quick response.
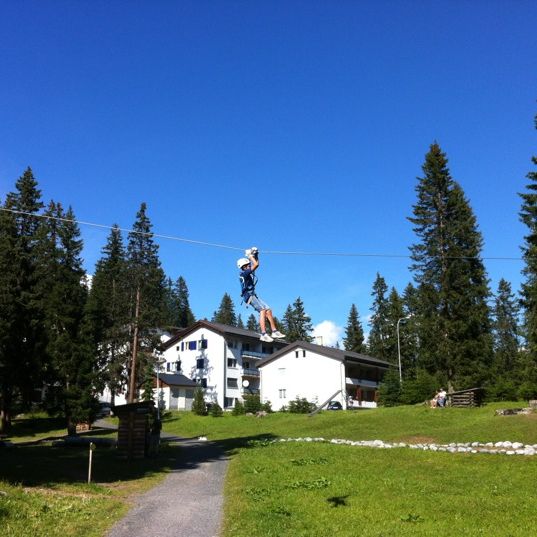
[128,287,141,403]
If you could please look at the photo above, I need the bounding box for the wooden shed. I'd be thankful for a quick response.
[113,401,156,459]
[448,387,484,408]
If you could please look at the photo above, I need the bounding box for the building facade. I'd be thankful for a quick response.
[258,341,391,410]
[160,320,287,410]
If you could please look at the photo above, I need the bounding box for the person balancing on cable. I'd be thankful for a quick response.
[237,247,285,342]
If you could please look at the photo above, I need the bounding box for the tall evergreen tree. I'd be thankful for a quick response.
[174,276,195,327]
[126,203,166,402]
[85,225,130,400]
[343,304,365,353]
[0,168,45,433]
[246,313,260,332]
[385,287,405,366]
[282,297,313,342]
[212,293,237,326]
[33,203,97,433]
[492,279,520,375]
[518,113,537,396]
[408,143,492,389]
[368,273,390,360]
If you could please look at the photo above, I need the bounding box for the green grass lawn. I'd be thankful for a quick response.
[0,439,180,537]
[161,401,537,445]
[163,403,537,537]
[2,403,535,537]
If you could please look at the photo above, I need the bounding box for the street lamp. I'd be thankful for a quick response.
[396,315,412,384]
[155,352,166,420]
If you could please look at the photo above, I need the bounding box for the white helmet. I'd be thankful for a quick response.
[237,257,250,269]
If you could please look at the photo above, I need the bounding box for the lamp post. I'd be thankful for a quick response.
[155,353,166,420]
[396,315,412,384]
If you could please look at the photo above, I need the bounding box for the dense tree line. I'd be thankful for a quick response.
[0,169,196,433]
[1,118,536,427]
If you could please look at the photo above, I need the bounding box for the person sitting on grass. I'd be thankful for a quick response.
[237,247,285,343]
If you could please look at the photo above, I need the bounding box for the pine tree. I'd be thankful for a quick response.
[175,276,195,327]
[519,114,537,397]
[368,273,390,360]
[0,168,45,433]
[126,203,166,402]
[282,297,313,342]
[408,143,493,390]
[212,293,237,326]
[35,203,96,433]
[237,314,245,329]
[85,225,131,400]
[246,314,260,332]
[343,304,365,353]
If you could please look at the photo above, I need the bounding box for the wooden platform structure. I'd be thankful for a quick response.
[113,401,155,459]
[448,387,484,408]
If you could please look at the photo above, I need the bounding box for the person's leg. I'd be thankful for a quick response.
[259,309,267,333]
[265,309,277,331]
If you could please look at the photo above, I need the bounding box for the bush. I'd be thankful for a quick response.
[288,397,316,414]
[518,381,537,401]
[378,369,402,407]
[261,400,273,413]
[232,400,245,416]
[191,388,208,416]
[244,394,262,413]
[399,370,438,405]
[210,402,223,417]
[487,377,519,402]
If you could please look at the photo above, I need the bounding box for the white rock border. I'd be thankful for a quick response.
[269,437,537,456]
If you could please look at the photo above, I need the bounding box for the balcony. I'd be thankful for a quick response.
[242,368,260,377]
[345,377,379,389]
[240,350,267,360]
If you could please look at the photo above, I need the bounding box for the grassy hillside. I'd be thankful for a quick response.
[162,401,537,445]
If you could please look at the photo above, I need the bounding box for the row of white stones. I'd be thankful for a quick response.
[274,437,537,456]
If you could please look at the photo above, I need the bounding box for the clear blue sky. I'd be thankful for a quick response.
[1,1,536,344]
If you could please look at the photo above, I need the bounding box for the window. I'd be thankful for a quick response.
[181,342,184,351]
[242,343,250,352]
[196,378,207,388]
[175,360,181,372]
[196,358,205,369]
[262,345,273,354]
[227,378,238,389]
[199,338,208,349]
[224,397,234,408]
[295,350,306,358]
[188,341,197,350]
[166,363,171,372]
[176,346,180,351]
[228,358,237,368]
[243,361,250,369]
[228,340,237,349]
[279,389,287,399]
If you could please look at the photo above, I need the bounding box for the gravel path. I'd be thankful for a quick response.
[106,438,229,537]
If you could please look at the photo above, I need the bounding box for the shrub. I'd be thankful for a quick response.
[487,377,519,402]
[261,400,273,413]
[378,369,402,407]
[399,370,437,405]
[518,381,537,401]
[210,402,223,417]
[232,400,245,416]
[244,394,262,413]
[191,387,208,416]
[288,397,316,414]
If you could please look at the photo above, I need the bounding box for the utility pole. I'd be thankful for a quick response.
[128,287,141,403]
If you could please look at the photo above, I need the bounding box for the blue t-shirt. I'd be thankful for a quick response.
[239,267,257,300]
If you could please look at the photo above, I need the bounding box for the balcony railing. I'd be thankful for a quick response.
[240,350,267,359]
[242,368,260,377]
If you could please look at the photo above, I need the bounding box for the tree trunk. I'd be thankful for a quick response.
[128,287,141,404]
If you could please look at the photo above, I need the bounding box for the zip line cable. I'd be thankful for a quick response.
[0,206,524,262]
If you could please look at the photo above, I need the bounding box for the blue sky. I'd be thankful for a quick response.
[1,1,536,345]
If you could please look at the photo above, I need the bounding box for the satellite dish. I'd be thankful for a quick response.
[242,380,250,388]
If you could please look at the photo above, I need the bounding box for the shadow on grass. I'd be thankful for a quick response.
[8,416,67,439]
[0,433,277,487]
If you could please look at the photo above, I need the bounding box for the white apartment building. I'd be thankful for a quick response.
[258,341,391,410]
[160,320,287,410]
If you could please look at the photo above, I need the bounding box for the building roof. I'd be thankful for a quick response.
[161,320,288,350]
[157,373,198,387]
[257,340,391,369]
